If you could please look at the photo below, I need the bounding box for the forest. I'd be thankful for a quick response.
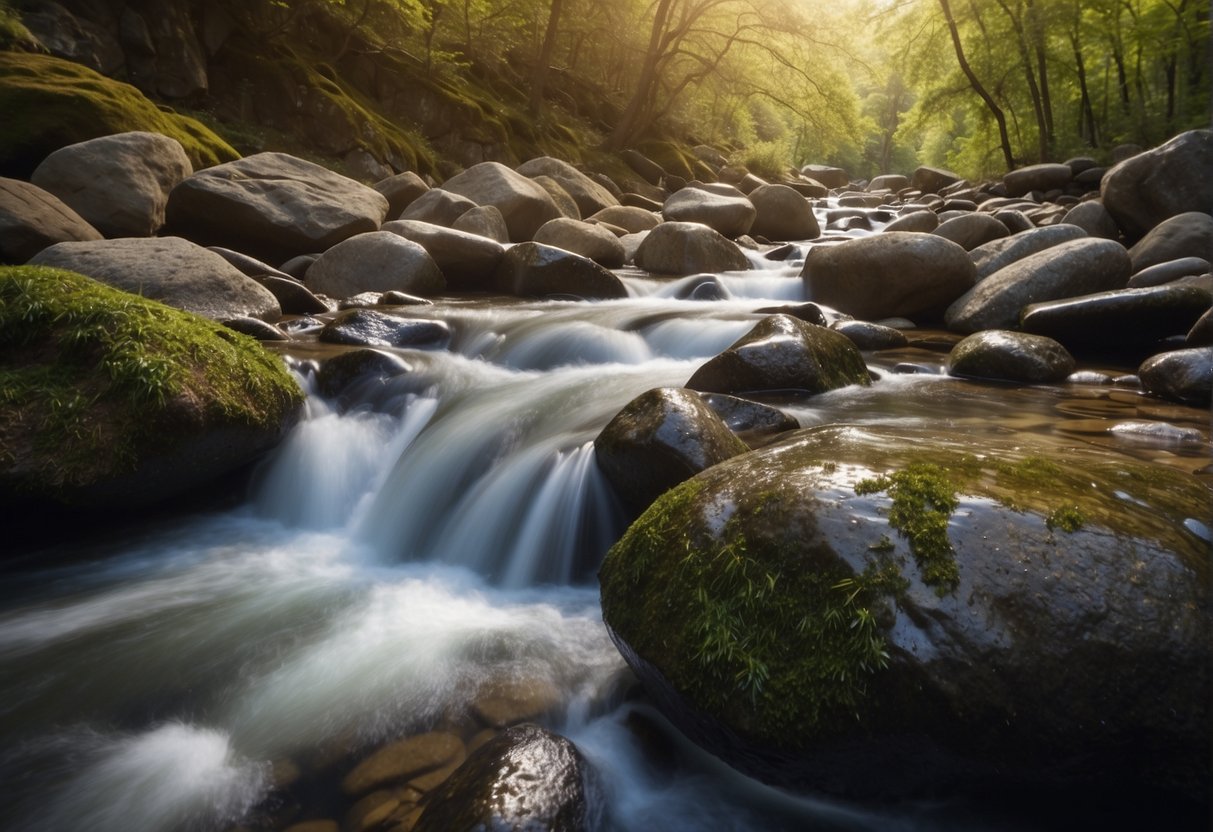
[2,0,1208,179]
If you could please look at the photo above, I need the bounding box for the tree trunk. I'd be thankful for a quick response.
[529,0,565,116]
[937,0,1015,170]
[993,0,1047,162]
[1024,0,1053,156]
[604,0,676,151]
[1071,34,1098,146]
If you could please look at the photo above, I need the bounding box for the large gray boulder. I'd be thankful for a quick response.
[970,224,1088,282]
[165,152,389,263]
[1003,163,1073,197]
[600,425,1211,801]
[663,187,756,238]
[1101,129,1213,240]
[440,162,563,242]
[594,387,749,516]
[685,314,871,396]
[29,236,281,321]
[373,170,430,218]
[31,131,192,238]
[801,232,975,321]
[0,177,102,263]
[634,221,749,275]
[932,213,1008,251]
[533,218,626,268]
[911,165,962,194]
[493,242,627,299]
[400,188,478,227]
[516,156,619,217]
[1127,211,1213,272]
[305,231,445,300]
[382,220,505,292]
[945,237,1131,333]
[748,183,820,241]
[1061,200,1120,240]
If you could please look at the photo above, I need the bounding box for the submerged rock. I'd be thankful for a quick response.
[686,314,871,396]
[1138,346,1213,405]
[319,309,451,349]
[0,266,302,508]
[594,387,749,516]
[599,425,1211,801]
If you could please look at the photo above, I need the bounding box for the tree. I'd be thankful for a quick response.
[936,0,1015,169]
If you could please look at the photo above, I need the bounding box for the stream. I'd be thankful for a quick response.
[2,233,1209,832]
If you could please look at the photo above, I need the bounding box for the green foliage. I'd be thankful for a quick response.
[1047,505,1086,533]
[741,138,794,179]
[0,267,302,492]
[0,52,239,178]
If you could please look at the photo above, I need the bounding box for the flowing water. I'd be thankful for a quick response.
[2,235,1210,831]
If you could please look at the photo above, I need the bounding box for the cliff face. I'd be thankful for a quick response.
[10,0,614,178]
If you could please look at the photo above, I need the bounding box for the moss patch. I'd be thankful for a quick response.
[601,481,904,746]
[855,463,961,595]
[0,52,239,178]
[0,266,302,497]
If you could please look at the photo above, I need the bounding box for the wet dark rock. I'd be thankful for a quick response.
[762,243,800,262]
[259,276,329,315]
[674,274,729,301]
[883,210,938,233]
[1128,257,1210,288]
[534,218,626,268]
[830,215,872,232]
[802,232,975,322]
[1186,306,1213,346]
[1126,211,1213,272]
[165,152,389,263]
[413,724,602,832]
[382,219,505,292]
[748,184,819,241]
[831,320,909,350]
[1101,129,1213,240]
[1003,163,1072,198]
[1066,370,1114,385]
[970,226,1090,283]
[342,731,466,797]
[32,131,192,238]
[933,213,1008,250]
[599,425,1211,801]
[372,170,429,218]
[305,231,445,300]
[399,188,478,227]
[494,242,627,299]
[379,291,433,306]
[946,237,1130,333]
[315,348,412,399]
[698,393,799,443]
[594,387,749,516]
[223,316,288,341]
[663,187,756,238]
[0,177,102,263]
[29,236,281,322]
[947,330,1075,383]
[752,302,829,326]
[1073,166,1108,189]
[685,314,871,396]
[319,309,451,349]
[1138,347,1213,405]
[1020,283,1213,350]
[634,221,749,276]
[278,316,325,336]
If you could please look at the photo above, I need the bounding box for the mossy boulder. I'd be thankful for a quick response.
[0,266,303,509]
[0,52,237,179]
[599,425,1210,802]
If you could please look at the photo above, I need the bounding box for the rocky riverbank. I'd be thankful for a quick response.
[1,126,1210,829]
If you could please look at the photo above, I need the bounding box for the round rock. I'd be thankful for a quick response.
[533,218,626,268]
[1101,129,1213,240]
[748,183,820,241]
[493,241,627,299]
[634,221,749,276]
[946,330,1075,383]
[0,177,102,263]
[663,187,756,238]
[440,161,563,242]
[1138,346,1213,405]
[305,231,445,300]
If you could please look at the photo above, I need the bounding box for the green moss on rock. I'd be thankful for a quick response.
[0,52,239,177]
[0,266,302,503]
